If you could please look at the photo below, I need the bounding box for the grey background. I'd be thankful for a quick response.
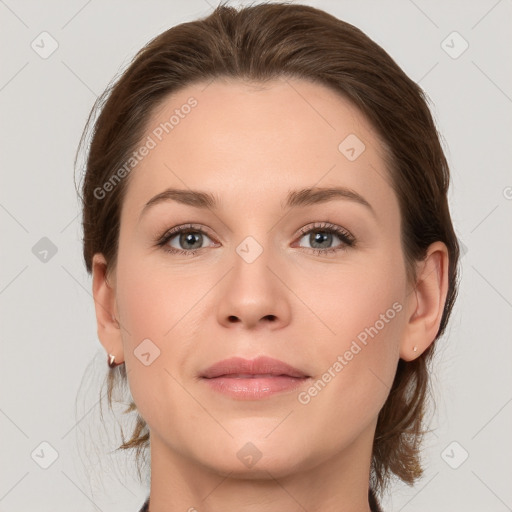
[1,0,511,511]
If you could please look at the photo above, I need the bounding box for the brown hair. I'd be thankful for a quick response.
[78,1,459,499]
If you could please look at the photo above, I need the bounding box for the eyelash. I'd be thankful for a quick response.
[155,222,356,257]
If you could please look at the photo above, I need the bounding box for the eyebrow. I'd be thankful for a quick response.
[139,186,375,220]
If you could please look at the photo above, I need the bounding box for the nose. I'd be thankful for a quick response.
[216,241,292,331]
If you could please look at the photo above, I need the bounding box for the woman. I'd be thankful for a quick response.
[78,3,459,511]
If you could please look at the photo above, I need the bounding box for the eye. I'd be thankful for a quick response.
[295,222,355,255]
[155,221,356,257]
[156,224,217,255]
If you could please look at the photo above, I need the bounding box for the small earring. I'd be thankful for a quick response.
[108,353,122,368]
[413,346,418,353]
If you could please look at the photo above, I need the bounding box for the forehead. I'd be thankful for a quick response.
[121,77,396,220]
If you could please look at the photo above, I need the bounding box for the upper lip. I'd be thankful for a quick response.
[201,356,309,379]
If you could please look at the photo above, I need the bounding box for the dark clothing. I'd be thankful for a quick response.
[138,488,383,511]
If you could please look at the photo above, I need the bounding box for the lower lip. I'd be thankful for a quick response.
[202,375,310,400]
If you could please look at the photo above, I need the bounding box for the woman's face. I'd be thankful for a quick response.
[100,78,414,477]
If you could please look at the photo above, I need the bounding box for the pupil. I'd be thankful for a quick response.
[181,232,202,249]
[312,231,331,248]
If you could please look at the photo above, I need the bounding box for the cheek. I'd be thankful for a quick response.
[113,257,198,430]
[115,248,202,342]
[295,301,403,451]
[293,251,406,419]
[293,246,406,346]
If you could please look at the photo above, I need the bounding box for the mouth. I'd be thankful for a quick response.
[200,356,311,400]
[201,355,309,379]
[216,373,298,378]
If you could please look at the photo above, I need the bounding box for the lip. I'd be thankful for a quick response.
[200,356,311,400]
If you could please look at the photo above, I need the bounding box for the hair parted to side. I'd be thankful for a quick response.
[77,1,459,498]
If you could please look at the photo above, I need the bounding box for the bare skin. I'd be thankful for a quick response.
[92,77,449,512]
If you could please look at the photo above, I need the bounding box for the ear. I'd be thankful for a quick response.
[91,253,124,364]
[400,241,449,362]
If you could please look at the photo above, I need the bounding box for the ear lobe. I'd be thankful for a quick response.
[400,241,449,362]
[91,253,124,363]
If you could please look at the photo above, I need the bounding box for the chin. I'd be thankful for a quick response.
[189,432,313,479]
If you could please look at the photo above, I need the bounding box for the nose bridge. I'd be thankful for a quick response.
[216,229,291,329]
[231,231,277,293]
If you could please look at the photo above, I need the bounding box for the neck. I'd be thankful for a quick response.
[146,421,376,512]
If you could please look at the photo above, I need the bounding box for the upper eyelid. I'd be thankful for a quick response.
[297,222,353,238]
[159,222,354,246]
[157,224,219,249]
